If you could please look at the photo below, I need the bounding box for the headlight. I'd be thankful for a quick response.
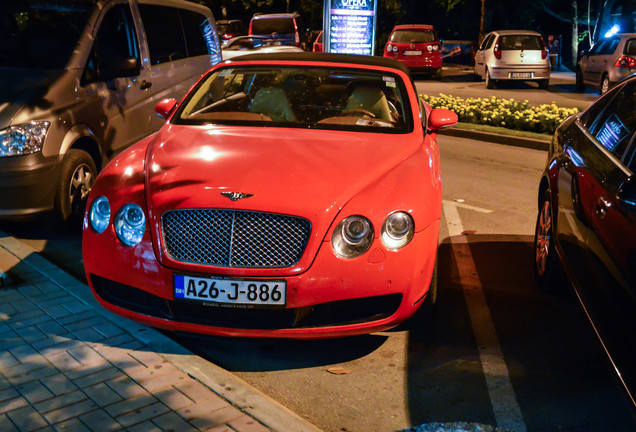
[115,203,146,246]
[0,121,50,157]
[331,215,374,258]
[381,212,414,249]
[89,196,110,234]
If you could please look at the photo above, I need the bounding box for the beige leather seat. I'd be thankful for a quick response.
[248,87,297,122]
[343,85,392,122]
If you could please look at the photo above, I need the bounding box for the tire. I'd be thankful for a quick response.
[575,69,585,92]
[433,68,442,80]
[600,74,610,94]
[485,69,496,89]
[55,149,97,223]
[424,257,438,308]
[538,79,549,90]
[534,190,560,289]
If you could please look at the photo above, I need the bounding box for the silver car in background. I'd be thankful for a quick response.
[0,0,221,222]
[576,33,636,94]
[474,30,551,89]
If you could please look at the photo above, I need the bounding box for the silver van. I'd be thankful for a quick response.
[0,0,221,221]
[474,30,551,89]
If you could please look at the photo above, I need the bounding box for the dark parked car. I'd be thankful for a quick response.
[576,33,636,94]
[534,74,636,407]
[249,12,307,49]
[216,19,247,44]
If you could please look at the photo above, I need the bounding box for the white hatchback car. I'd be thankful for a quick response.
[474,30,551,89]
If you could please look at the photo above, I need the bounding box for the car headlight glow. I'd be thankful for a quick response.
[332,215,374,258]
[0,121,51,157]
[381,212,414,249]
[89,196,111,234]
[115,203,146,246]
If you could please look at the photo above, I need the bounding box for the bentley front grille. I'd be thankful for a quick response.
[162,209,311,268]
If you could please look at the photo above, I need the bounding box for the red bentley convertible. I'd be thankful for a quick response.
[82,53,457,339]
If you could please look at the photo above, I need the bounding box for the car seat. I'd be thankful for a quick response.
[248,87,297,122]
[343,84,393,122]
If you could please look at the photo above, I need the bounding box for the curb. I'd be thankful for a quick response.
[0,231,323,432]
[439,127,550,151]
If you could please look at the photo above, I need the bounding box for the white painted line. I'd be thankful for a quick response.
[443,202,527,432]
[442,199,494,214]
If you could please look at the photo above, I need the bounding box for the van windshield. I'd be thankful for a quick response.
[0,1,93,69]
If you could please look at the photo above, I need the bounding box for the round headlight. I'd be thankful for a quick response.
[115,203,146,246]
[89,196,110,234]
[381,212,414,249]
[332,215,374,258]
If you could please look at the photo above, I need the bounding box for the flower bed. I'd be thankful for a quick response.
[420,93,580,135]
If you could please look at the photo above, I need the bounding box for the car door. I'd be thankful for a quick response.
[474,33,493,78]
[580,39,606,85]
[80,1,154,156]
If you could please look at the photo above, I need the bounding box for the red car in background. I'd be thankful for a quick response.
[82,53,457,339]
[313,30,323,52]
[384,24,443,79]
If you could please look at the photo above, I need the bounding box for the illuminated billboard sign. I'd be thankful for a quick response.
[324,0,377,55]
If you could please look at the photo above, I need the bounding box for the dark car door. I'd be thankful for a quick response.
[576,79,636,404]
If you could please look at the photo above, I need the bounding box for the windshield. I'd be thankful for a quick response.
[390,30,436,44]
[0,1,92,69]
[174,65,412,133]
[251,18,295,35]
[499,35,544,51]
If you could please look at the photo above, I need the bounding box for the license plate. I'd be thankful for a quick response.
[403,50,422,56]
[174,274,286,306]
[510,72,533,78]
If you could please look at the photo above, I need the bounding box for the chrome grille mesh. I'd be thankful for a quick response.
[162,209,311,268]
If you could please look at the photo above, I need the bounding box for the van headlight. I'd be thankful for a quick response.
[89,196,111,234]
[381,212,414,249]
[0,121,50,157]
[332,215,374,258]
[115,203,146,246]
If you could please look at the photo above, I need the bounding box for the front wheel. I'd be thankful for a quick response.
[55,149,97,223]
[534,190,560,289]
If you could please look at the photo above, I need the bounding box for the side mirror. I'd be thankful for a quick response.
[97,57,140,81]
[618,176,636,211]
[154,98,178,120]
[428,108,458,131]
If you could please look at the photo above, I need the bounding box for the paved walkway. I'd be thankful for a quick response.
[0,233,322,432]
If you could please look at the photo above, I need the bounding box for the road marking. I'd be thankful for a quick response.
[443,201,527,432]
[442,199,493,214]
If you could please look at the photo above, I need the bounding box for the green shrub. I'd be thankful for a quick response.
[420,93,580,135]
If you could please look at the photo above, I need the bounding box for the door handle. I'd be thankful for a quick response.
[596,196,611,219]
[139,80,152,90]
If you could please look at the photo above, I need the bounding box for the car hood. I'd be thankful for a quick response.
[0,68,63,126]
[145,124,417,247]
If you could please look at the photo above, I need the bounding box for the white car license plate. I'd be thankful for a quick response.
[510,72,533,78]
[403,50,422,56]
[174,274,286,306]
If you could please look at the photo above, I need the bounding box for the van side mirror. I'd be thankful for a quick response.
[154,98,178,120]
[618,176,636,211]
[428,108,458,132]
[97,57,140,81]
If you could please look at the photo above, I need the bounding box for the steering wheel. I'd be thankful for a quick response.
[340,108,376,118]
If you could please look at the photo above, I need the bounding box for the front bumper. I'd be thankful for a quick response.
[83,219,440,339]
[0,153,61,217]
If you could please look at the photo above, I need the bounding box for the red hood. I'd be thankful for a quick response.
[147,124,417,214]
[145,124,418,239]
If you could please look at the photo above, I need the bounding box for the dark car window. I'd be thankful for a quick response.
[180,9,216,57]
[251,17,295,34]
[390,30,436,44]
[139,5,187,64]
[588,80,636,160]
[624,38,636,55]
[483,34,495,50]
[498,35,543,51]
[0,1,92,69]
[84,4,138,83]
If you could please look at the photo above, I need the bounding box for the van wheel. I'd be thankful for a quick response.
[485,69,496,89]
[600,74,610,94]
[55,149,97,223]
[575,69,585,92]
